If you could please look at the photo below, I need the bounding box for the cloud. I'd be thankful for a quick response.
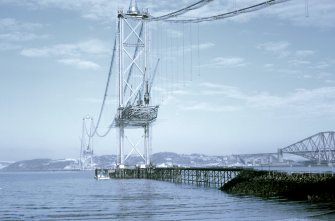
[20,39,110,69]
[258,41,290,51]
[302,74,312,79]
[157,81,335,117]
[167,29,182,38]
[309,61,331,70]
[200,82,245,99]
[199,82,335,116]
[289,59,310,66]
[20,39,109,58]
[0,32,48,42]
[0,18,46,52]
[263,64,274,68]
[77,39,110,54]
[20,45,75,57]
[257,41,290,57]
[295,50,315,57]
[57,58,100,70]
[20,48,49,57]
[193,42,215,50]
[0,18,42,31]
[265,0,335,28]
[207,57,247,68]
[0,42,20,51]
[181,42,215,53]
[0,0,119,23]
[152,84,194,97]
[76,97,116,104]
[182,102,240,112]
[256,41,331,76]
[246,87,335,117]
[0,17,49,54]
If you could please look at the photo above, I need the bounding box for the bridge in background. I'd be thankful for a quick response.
[233,153,278,166]
[232,132,335,165]
[279,131,335,164]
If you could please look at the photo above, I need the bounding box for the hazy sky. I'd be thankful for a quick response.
[1,0,335,161]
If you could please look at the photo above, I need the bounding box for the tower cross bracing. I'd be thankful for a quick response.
[115,1,158,168]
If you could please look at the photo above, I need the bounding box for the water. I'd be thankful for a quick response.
[0,171,335,220]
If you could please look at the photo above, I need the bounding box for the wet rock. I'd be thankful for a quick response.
[221,170,335,202]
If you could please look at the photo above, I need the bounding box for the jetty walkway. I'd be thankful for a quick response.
[95,167,243,188]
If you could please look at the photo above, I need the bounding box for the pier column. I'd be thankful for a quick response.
[144,124,150,166]
[118,126,125,167]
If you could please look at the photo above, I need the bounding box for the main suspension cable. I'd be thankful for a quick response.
[158,0,290,23]
[150,0,213,21]
[93,119,115,138]
[86,36,117,138]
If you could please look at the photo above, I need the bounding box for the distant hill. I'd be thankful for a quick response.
[0,152,296,171]
[1,159,79,171]
[0,161,13,170]
[0,153,235,171]
[91,152,231,168]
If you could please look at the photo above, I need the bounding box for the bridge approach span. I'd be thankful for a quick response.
[233,153,278,165]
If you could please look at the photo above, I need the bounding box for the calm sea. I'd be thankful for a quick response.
[0,171,335,221]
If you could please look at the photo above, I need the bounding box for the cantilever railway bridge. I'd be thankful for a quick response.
[232,132,335,165]
[279,131,335,164]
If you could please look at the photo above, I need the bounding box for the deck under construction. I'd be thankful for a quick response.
[95,167,244,188]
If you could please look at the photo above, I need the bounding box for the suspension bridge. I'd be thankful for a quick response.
[76,0,334,174]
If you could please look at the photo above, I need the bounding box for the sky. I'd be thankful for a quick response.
[1,0,335,161]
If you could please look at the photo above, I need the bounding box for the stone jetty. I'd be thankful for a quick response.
[221,170,335,202]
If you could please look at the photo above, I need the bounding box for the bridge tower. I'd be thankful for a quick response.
[115,0,158,168]
[80,116,94,170]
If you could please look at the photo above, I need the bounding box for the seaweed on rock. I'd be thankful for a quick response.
[221,170,335,202]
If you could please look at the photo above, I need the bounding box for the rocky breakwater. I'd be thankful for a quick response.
[221,170,335,202]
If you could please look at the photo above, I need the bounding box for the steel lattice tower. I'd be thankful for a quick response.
[80,116,94,170]
[115,0,158,168]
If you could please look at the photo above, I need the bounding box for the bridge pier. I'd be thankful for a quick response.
[278,148,283,163]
